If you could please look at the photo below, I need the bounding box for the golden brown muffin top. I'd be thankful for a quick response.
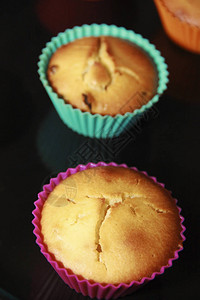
[163,0,200,27]
[41,166,183,284]
[47,36,157,116]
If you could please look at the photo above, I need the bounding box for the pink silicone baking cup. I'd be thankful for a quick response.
[32,162,186,299]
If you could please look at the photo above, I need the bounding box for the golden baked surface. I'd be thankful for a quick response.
[47,36,157,116]
[163,0,200,27]
[41,166,183,284]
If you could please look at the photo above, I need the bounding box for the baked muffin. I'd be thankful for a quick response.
[40,165,183,285]
[38,24,168,138]
[47,36,158,116]
[154,0,200,53]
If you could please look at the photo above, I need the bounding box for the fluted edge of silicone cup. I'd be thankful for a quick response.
[32,161,185,299]
[38,24,169,138]
[154,0,200,53]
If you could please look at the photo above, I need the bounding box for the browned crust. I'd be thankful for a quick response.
[41,166,183,284]
[47,36,158,116]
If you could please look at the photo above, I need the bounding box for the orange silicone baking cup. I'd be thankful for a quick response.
[154,0,200,53]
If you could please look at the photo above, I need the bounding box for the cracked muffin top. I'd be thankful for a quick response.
[41,166,183,284]
[162,0,200,27]
[47,36,158,116]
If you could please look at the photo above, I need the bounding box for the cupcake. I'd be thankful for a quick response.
[38,24,168,138]
[154,0,200,53]
[32,162,185,299]
[47,36,157,116]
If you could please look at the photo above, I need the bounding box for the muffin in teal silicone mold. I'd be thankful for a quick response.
[38,24,169,138]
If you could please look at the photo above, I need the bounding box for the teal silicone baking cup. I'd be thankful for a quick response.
[38,24,169,138]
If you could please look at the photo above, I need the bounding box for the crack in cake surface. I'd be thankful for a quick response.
[88,194,138,269]
[116,66,140,82]
[143,202,169,214]
[82,37,143,94]
[86,192,170,269]
[82,37,112,91]
[94,200,110,269]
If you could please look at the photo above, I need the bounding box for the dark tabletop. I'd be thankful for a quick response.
[0,0,199,299]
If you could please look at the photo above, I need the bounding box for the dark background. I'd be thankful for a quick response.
[0,0,199,299]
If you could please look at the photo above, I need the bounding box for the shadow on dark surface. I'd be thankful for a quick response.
[152,28,200,104]
[0,69,33,146]
[36,99,159,174]
[36,0,159,38]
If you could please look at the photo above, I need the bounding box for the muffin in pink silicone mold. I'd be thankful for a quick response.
[32,162,185,299]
